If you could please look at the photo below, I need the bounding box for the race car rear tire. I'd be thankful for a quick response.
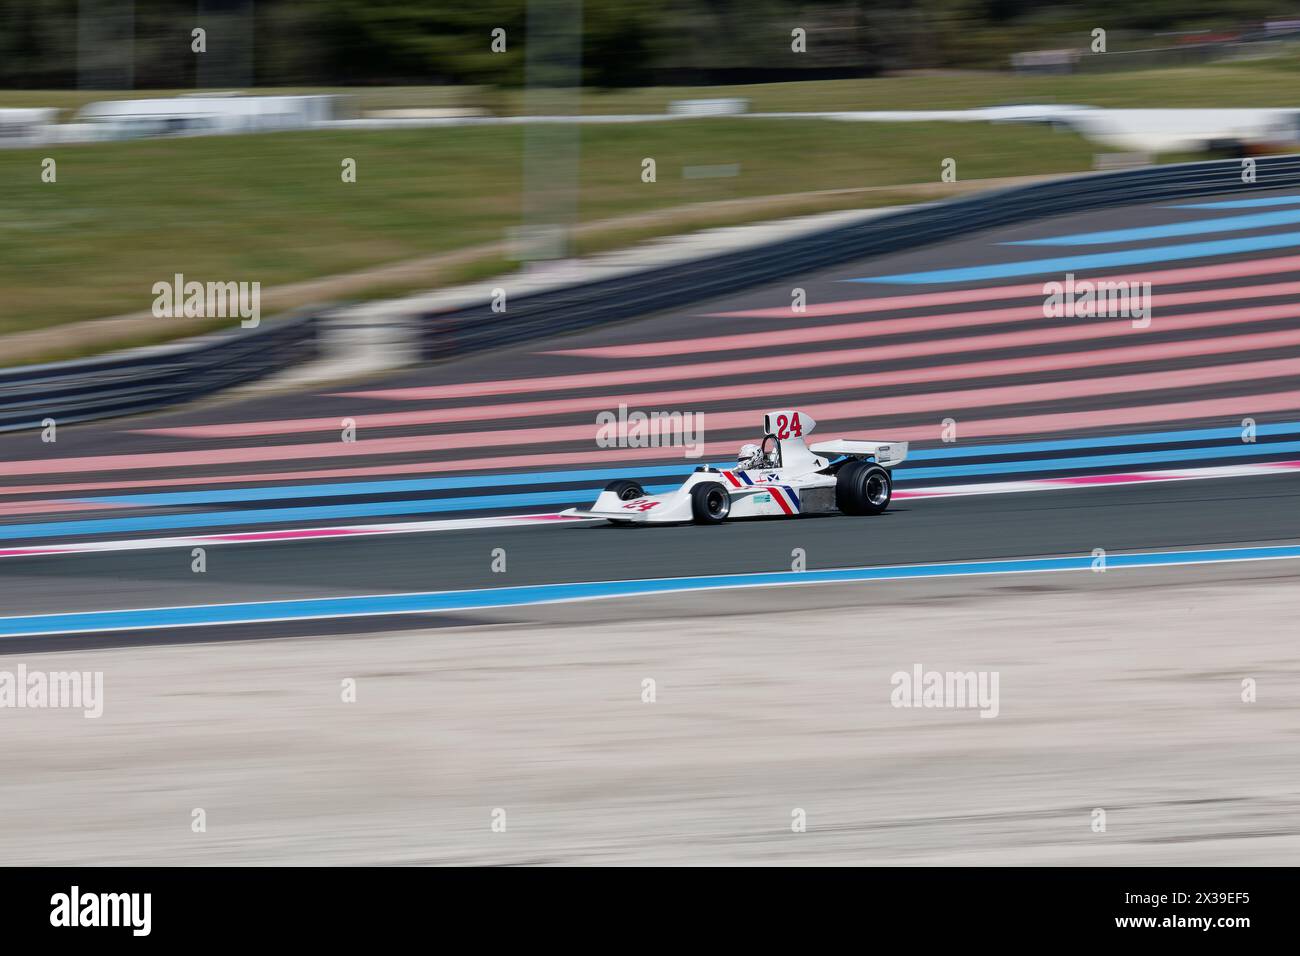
[604,479,645,501]
[690,482,731,524]
[836,461,892,516]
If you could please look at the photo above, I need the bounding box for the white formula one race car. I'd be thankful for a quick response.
[566,410,908,525]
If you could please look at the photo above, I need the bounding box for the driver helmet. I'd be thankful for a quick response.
[736,443,762,467]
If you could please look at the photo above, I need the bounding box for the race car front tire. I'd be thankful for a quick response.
[604,479,645,501]
[836,461,892,516]
[690,482,731,524]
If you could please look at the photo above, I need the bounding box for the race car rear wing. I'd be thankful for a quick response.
[809,439,909,467]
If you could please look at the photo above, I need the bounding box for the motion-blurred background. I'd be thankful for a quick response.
[4,1,1300,360]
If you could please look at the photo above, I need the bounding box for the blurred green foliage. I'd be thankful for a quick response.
[3,0,1300,89]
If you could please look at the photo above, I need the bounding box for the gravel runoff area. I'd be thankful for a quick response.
[1,562,1297,866]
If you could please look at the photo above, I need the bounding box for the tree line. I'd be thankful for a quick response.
[1,0,1294,90]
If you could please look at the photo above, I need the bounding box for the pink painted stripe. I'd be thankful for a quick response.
[0,500,122,517]
[556,289,1300,360]
[339,302,1300,404]
[0,461,518,498]
[217,528,374,542]
[0,513,596,558]
[891,459,1300,499]
[908,390,1300,443]
[140,326,1300,439]
[9,404,1300,498]
[0,432,746,479]
[712,255,1300,318]
[9,359,1300,478]
[1054,472,1151,485]
[5,462,1300,559]
[0,446,743,489]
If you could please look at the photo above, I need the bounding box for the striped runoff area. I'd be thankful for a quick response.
[2,190,1300,552]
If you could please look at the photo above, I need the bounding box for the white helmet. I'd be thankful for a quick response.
[737,443,761,466]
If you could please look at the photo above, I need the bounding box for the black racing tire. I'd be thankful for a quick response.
[603,479,645,501]
[834,460,865,514]
[690,481,731,524]
[836,461,892,516]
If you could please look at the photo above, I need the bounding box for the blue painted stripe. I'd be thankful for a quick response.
[43,422,1300,512]
[849,232,1300,284]
[1173,195,1300,210]
[3,437,1296,541]
[71,465,692,508]
[2,544,1298,637]
[1007,209,1300,247]
[0,485,680,541]
[905,421,1300,461]
[895,439,1300,481]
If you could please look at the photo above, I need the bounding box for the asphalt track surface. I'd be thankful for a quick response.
[5,185,1300,640]
[3,473,1298,612]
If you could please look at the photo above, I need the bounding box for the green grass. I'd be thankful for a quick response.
[0,119,1097,336]
[550,57,1300,112]
[10,48,1300,117]
[4,50,1297,348]
[8,316,239,367]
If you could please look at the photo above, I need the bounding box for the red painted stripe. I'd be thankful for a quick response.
[711,255,1300,318]
[721,470,741,488]
[335,302,1300,405]
[141,325,1300,439]
[770,487,795,515]
[555,289,1300,360]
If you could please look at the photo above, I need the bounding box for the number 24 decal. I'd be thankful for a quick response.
[622,500,659,511]
[773,413,803,439]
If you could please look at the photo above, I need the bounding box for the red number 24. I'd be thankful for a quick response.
[774,413,802,439]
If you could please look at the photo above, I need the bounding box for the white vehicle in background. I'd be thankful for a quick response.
[566,410,908,525]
